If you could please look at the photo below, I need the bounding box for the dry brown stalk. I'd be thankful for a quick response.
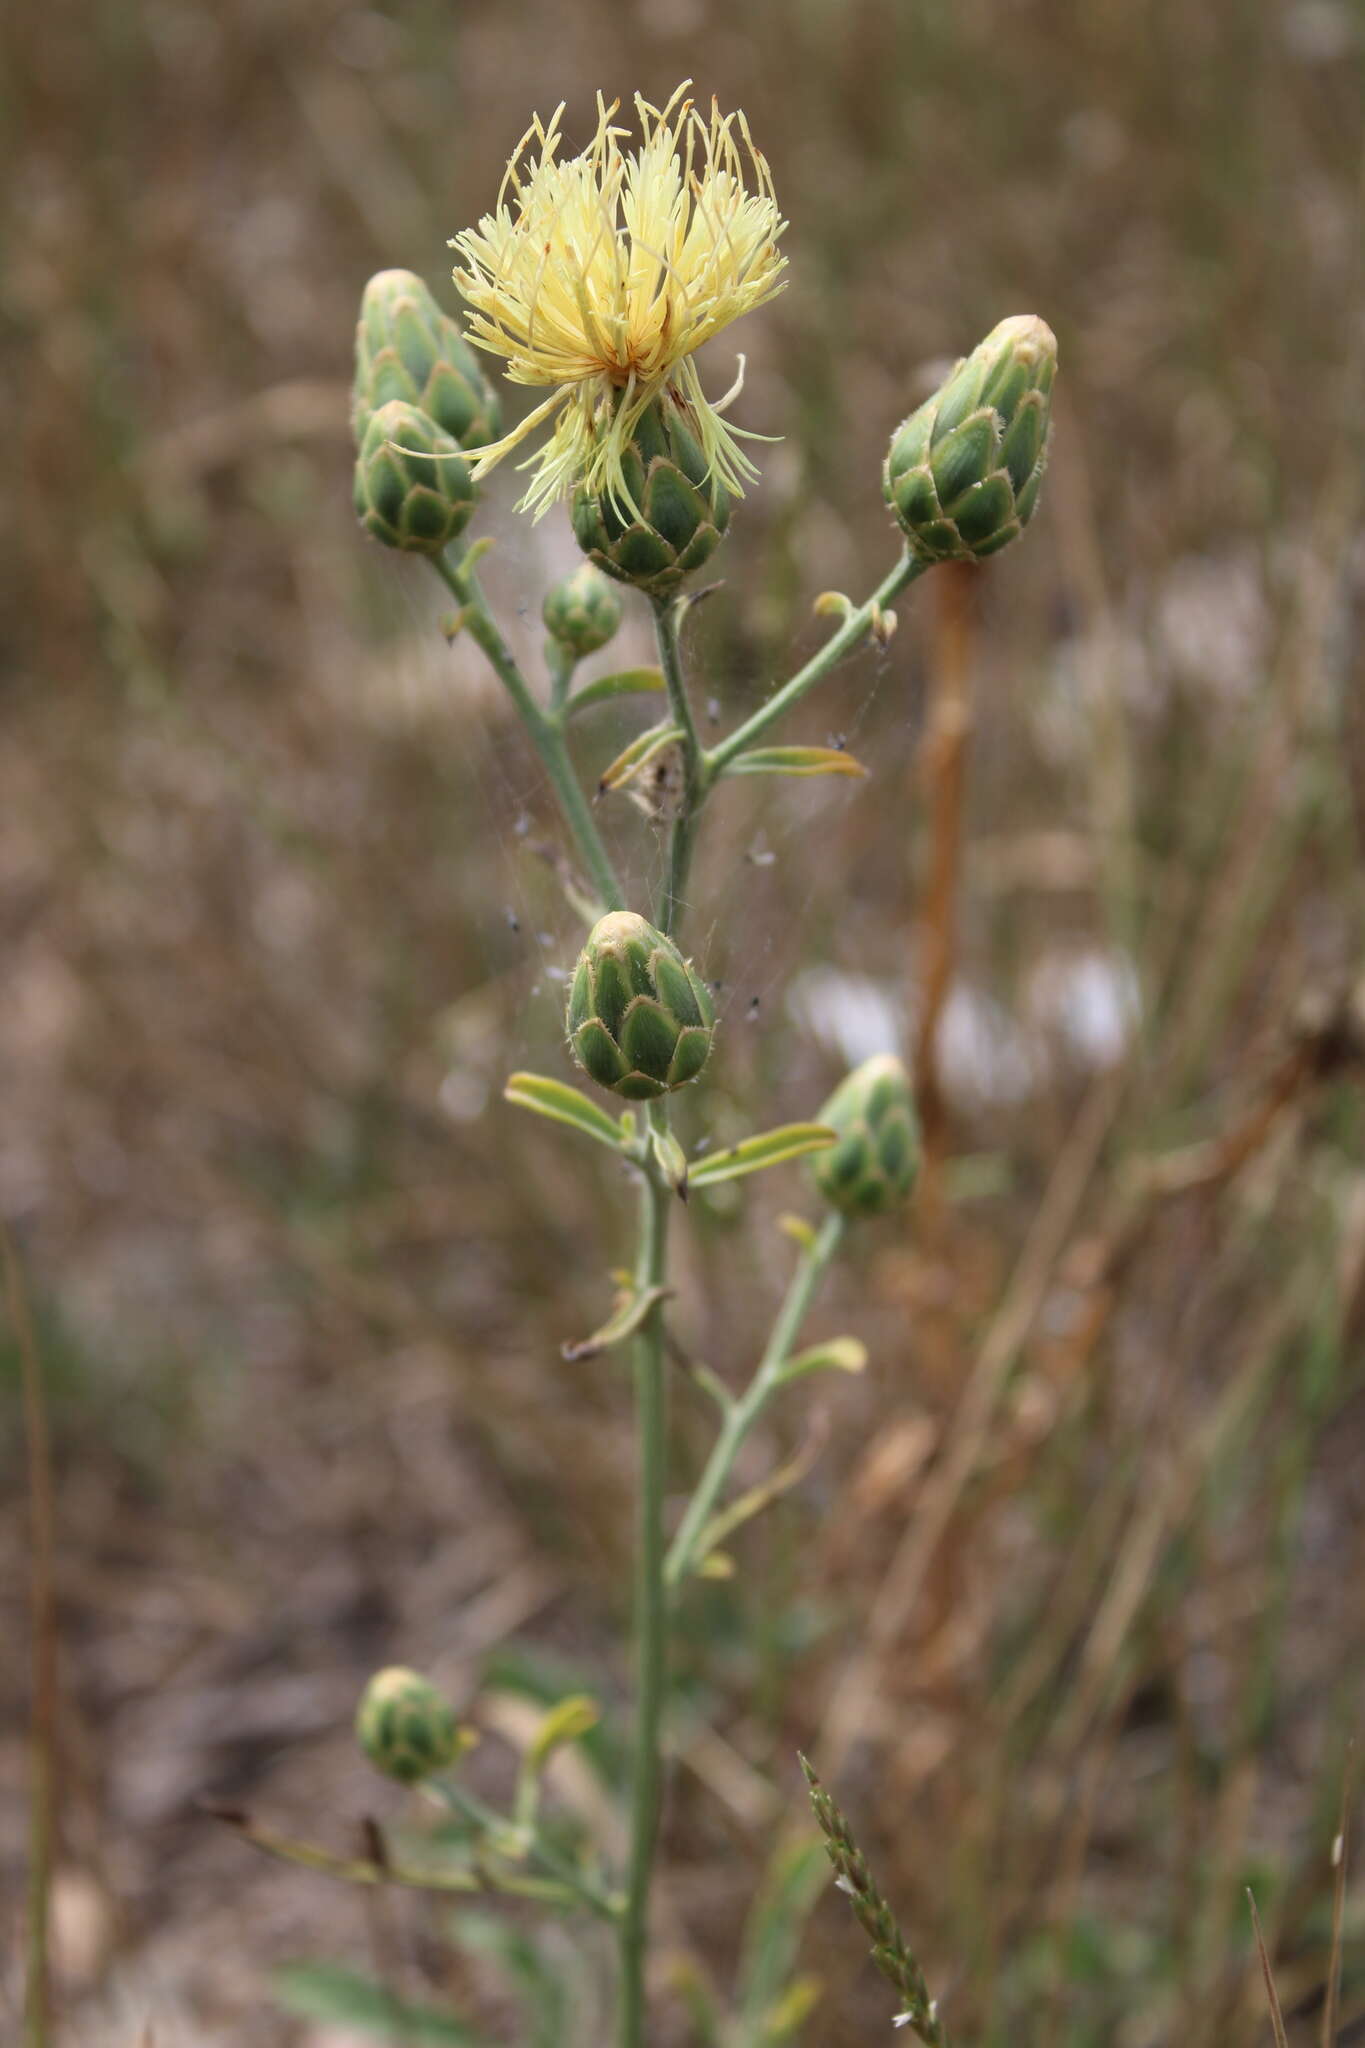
[3,1220,58,2048]
[912,557,977,1204]
[818,1064,1125,1777]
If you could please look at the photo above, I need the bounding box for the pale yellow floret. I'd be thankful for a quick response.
[449,83,787,518]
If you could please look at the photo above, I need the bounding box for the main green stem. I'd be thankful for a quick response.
[433,550,624,915]
[665,1210,844,1589]
[435,543,916,2039]
[651,553,928,938]
[651,596,707,937]
[617,1139,673,2048]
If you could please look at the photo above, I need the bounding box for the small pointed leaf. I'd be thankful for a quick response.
[762,1977,824,2040]
[689,1123,837,1189]
[778,1212,819,1251]
[503,1073,626,1151]
[723,746,868,780]
[649,1123,690,1198]
[689,1427,825,1575]
[562,1284,671,1363]
[524,1694,602,1774]
[597,722,684,794]
[773,1337,868,1387]
[565,667,666,716]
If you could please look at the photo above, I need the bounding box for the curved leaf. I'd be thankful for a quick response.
[566,666,666,716]
[562,1284,671,1362]
[723,745,867,780]
[597,721,684,794]
[690,1123,836,1189]
[773,1336,868,1387]
[504,1073,626,1151]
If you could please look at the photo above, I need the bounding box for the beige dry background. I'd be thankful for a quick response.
[3,1,1365,2043]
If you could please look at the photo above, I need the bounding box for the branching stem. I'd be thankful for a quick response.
[432,549,624,915]
[707,549,928,775]
[424,1778,621,1923]
[665,1211,845,1589]
[428,545,923,2042]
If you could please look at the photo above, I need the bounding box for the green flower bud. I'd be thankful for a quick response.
[571,397,731,601]
[884,315,1056,563]
[353,400,475,554]
[542,563,623,658]
[355,1667,460,1784]
[352,269,501,453]
[566,910,715,1100]
[811,1055,920,1218]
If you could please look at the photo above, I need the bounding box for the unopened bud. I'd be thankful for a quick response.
[355,1667,460,1784]
[353,400,475,554]
[810,1055,920,1217]
[543,563,623,657]
[352,269,500,453]
[572,398,731,601]
[885,315,1056,563]
[567,911,715,1099]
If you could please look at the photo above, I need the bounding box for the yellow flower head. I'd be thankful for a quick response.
[449,83,787,519]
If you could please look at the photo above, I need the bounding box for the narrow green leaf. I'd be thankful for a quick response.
[650,1122,690,1197]
[565,666,665,716]
[777,1212,819,1251]
[274,1962,486,2045]
[525,1694,602,1773]
[480,1647,624,1791]
[738,1835,833,2034]
[690,1123,837,1188]
[598,721,684,793]
[690,1433,823,1574]
[503,1073,626,1151]
[723,745,868,780]
[760,1976,824,2042]
[512,1693,602,1834]
[562,1284,671,1362]
[773,1336,868,1387]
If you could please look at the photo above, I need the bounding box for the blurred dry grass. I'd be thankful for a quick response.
[3,0,1365,2041]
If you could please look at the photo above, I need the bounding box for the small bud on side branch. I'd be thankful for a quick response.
[353,402,475,555]
[810,1056,920,1218]
[885,314,1057,564]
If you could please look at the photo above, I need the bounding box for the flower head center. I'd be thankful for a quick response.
[447,83,786,517]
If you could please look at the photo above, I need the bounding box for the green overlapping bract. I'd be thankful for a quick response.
[567,911,716,1101]
[352,400,475,554]
[884,314,1056,562]
[352,267,501,453]
[810,1054,920,1217]
[355,1667,460,1785]
[571,397,732,600]
[543,562,623,657]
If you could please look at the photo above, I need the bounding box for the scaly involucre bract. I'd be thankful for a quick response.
[449,82,787,518]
